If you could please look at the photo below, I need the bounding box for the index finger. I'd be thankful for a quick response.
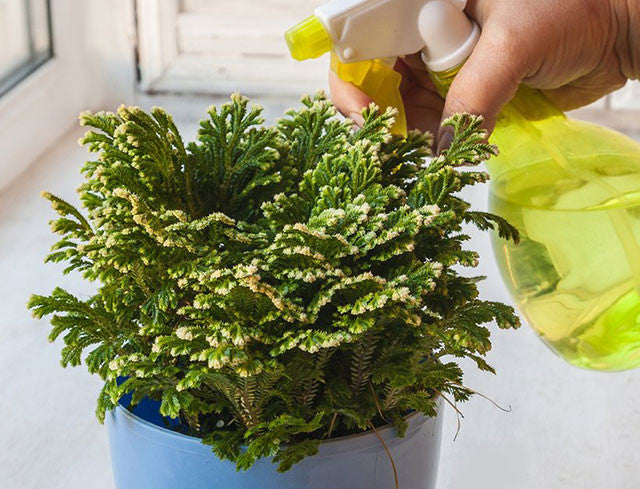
[329,70,373,127]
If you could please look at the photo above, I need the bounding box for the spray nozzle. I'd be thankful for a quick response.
[285,15,332,61]
[285,0,479,136]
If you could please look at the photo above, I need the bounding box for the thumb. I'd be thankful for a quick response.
[438,28,526,151]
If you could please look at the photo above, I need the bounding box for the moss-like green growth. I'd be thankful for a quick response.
[29,93,519,472]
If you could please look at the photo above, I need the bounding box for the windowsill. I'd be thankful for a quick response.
[5,96,640,489]
[0,126,114,489]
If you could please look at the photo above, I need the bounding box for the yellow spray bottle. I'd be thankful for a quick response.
[286,0,640,371]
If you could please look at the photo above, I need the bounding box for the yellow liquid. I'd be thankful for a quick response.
[490,154,640,371]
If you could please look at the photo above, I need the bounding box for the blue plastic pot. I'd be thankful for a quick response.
[106,397,443,489]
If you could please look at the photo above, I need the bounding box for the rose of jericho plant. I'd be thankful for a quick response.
[28,93,519,472]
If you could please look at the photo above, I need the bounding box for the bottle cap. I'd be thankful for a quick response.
[285,15,332,61]
[419,0,480,73]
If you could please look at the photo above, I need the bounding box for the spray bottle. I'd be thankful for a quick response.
[286,0,640,371]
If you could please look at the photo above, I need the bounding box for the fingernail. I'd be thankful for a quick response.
[349,112,365,127]
[437,129,454,155]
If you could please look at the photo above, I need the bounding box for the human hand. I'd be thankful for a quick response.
[330,0,638,151]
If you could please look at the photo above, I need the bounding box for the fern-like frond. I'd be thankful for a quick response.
[29,94,520,472]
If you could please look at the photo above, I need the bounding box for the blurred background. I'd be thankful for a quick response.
[1,1,640,488]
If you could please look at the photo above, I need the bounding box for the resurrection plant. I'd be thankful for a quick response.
[29,93,520,472]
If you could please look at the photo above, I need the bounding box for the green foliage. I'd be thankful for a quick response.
[28,93,520,471]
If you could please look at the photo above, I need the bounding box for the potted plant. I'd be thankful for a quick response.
[29,93,519,489]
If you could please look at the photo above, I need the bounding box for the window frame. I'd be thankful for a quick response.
[0,0,136,192]
[135,0,328,96]
[0,0,54,97]
[136,0,180,92]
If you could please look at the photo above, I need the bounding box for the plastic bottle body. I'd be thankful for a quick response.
[490,98,640,371]
[431,66,640,370]
[490,149,640,371]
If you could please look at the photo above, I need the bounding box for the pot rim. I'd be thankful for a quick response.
[110,397,442,454]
